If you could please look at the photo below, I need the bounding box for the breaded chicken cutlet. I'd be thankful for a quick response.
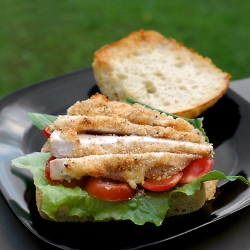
[43,93,213,189]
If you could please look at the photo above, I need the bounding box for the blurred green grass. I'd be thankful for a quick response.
[1,0,250,98]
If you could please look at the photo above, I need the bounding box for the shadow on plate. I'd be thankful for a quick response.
[201,94,240,148]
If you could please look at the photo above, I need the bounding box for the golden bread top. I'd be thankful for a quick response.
[92,30,230,118]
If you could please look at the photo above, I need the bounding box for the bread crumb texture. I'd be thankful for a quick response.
[93,30,231,118]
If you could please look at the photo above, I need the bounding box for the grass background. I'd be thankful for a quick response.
[1,0,250,98]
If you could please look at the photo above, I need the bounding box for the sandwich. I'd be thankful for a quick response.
[12,93,248,226]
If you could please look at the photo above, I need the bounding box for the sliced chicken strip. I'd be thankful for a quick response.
[49,130,213,158]
[67,93,195,132]
[48,115,205,144]
[49,152,202,189]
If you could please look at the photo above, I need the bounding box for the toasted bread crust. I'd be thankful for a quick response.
[92,30,231,118]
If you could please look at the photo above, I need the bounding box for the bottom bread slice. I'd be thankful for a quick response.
[36,180,217,223]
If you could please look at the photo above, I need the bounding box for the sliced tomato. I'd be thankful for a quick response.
[45,156,87,188]
[42,125,51,138]
[85,177,136,201]
[140,172,183,192]
[179,157,214,184]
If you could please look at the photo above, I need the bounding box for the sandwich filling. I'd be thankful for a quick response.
[46,130,213,189]
[42,93,214,192]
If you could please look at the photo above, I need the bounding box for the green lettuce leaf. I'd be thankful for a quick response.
[28,113,57,130]
[12,153,249,226]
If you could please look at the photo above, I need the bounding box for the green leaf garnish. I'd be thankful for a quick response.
[28,113,57,130]
[172,170,249,197]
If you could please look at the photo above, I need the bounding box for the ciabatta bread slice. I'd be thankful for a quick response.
[92,30,231,118]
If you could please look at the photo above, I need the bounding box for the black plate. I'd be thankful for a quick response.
[0,67,250,250]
